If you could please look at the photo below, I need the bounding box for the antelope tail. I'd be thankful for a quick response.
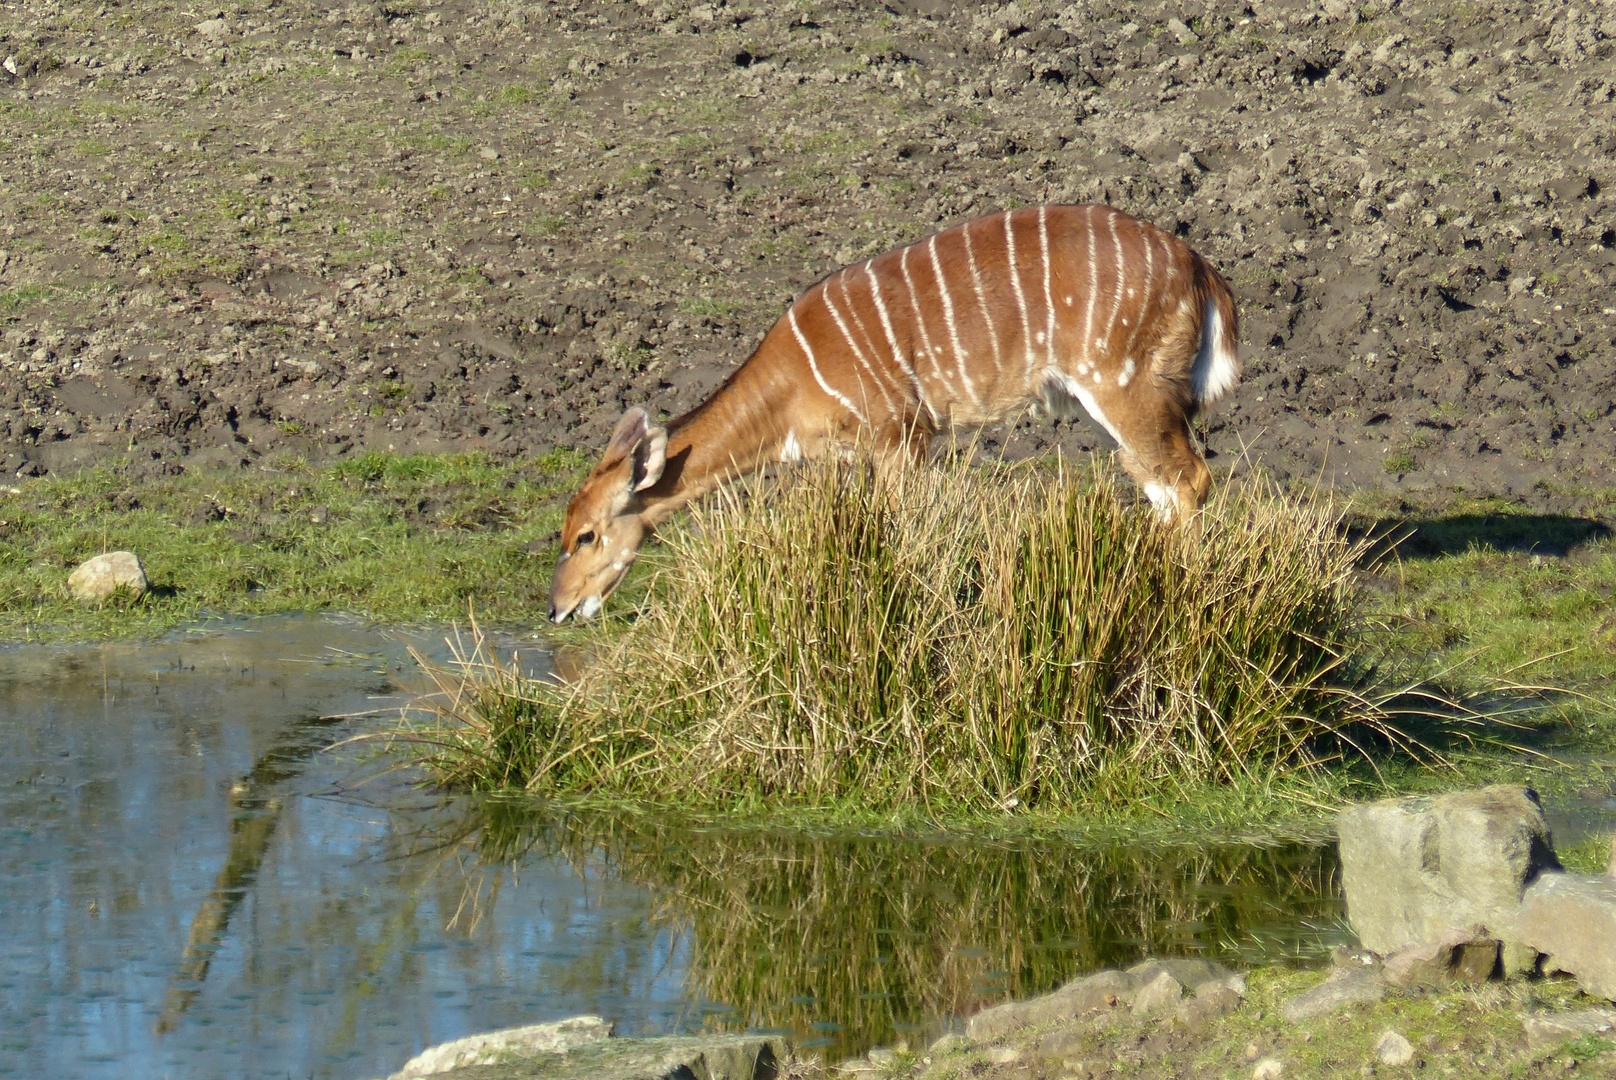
[1190,264,1241,409]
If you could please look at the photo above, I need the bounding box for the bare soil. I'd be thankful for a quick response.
[2,0,1615,506]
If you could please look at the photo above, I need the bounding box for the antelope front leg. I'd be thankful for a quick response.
[870,416,934,507]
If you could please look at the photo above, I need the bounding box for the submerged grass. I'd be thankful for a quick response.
[431,799,1346,1058]
[403,457,1422,815]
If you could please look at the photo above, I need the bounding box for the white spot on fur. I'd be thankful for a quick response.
[1092,370,1103,384]
[1127,287,1136,298]
[1035,331,1046,344]
[611,560,626,572]
[1095,337,1106,351]
[578,595,602,619]
[1118,357,1136,387]
[781,429,804,464]
[1065,295,1074,305]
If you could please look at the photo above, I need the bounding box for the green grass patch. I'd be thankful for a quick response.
[403,458,1428,815]
[0,451,587,641]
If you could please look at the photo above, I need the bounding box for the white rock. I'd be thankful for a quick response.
[1375,1030,1415,1066]
[1252,1058,1285,1080]
[67,551,148,602]
[389,1015,612,1079]
[195,18,228,37]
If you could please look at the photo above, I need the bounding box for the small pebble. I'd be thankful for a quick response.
[1253,1058,1285,1080]
[1376,1030,1415,1066]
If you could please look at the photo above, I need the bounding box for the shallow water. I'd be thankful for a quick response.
[1,617,1353,1079]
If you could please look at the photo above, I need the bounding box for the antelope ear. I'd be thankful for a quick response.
[630,426,668,492]
[605,407,652,460]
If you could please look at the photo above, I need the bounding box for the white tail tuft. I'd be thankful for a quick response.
[1190,298,1239,407]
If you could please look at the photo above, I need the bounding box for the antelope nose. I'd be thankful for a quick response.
[548,603,561,623]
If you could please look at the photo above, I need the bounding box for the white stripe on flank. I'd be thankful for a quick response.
[823,278,896,414]
[1003,210,1034,379]
[789,306,866,424]
[1101,210,1126,359]
[928,234,978,408]
[1081,205,1100,368]
[962,219,1004,377]
[1050,370,1123,444]
[837,271,904,403]
[865,263,934,421]
[1121,225,1156,362]
[900,244,953,400]
[1039,205,1056,371]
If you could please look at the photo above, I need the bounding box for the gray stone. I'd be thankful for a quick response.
[397,1032,789,1080]
[1521,1009,1616,1050]
[1130,972,1184,1017]
[1382,930,1498,988]
[1279,968,1386,1023]
[1513,872,1616,1000]
[1336,785,1560,955]
[195,18,228,37]
[1165,16,1200,43]
[67,550,148,602]
[1501,939,1542,978]
[965,969,1133,1040]
[389,1016,612,1078]
[1375,1030,1415,1066]
[1175,985,1243,1030]
[1125,957,1233,992]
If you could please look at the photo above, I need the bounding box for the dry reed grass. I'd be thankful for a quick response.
[400,456,1410,813]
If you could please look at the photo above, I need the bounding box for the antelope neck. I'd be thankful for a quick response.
[638,355,793,527]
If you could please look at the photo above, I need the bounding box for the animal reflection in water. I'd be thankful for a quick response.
[154,713,348,1035]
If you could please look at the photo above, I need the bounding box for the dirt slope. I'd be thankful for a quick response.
[2,0,1614,503]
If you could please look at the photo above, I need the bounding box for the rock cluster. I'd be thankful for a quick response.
[963,957,1247,1042]
[1337,784,1616,1001]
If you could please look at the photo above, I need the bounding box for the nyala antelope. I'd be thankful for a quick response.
[548,203,1240,623]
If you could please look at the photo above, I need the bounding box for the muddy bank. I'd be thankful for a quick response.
[1,0,1614,504]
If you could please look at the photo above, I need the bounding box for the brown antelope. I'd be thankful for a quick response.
[547,203,1239,623]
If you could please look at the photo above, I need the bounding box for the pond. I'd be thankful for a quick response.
[0,616,1353,1079]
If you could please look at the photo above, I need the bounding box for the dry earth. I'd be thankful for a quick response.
[2,0,1615,503]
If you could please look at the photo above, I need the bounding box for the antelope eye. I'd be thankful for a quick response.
[575,530,596,548]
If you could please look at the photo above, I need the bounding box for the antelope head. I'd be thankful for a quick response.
[547,407,668,623]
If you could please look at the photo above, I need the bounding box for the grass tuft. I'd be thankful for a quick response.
[404,457,1422,814]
